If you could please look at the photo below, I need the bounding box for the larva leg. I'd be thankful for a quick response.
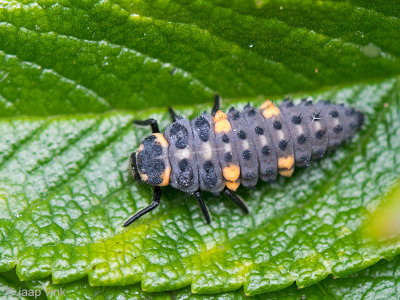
[194,191,211,224]
[168,107,181,122]
[133,118,160,133]
[211,94,221,116]
[223,188,249,214]
[123,186,162,227]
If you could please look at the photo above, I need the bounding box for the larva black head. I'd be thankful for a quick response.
[133,133,171,186]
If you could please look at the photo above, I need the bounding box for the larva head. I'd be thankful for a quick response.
[130,133,171,186]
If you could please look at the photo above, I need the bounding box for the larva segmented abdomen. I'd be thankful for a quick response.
[226,99,363,187]
[138,99,364,194]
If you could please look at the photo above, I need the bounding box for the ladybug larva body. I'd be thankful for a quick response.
[124,96,364,227]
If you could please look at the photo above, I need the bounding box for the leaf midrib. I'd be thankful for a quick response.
[1,76,391,254]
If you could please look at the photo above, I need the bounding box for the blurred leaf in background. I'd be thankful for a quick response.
[1,0,400,116]
[364,180,400,240]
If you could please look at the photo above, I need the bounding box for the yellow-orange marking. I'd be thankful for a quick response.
[215,120,231,133]
[260,100,273,110]
[260,100,280,119]
[213,110,232,133]
[279,168,294,177]
[153,133,169,147]
[223,165,240,182]
[278,156,295,170]
[140,173,148,182]
[159,167,171,186]
[226,181,240,191]
[213,110,227,122]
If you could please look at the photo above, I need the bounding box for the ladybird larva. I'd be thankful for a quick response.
[124,96,364,227]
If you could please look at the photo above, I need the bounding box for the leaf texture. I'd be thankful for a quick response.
[1,0,400,116]
[2,255,399,299]
[2,0,400,297]
[0,78,400,295]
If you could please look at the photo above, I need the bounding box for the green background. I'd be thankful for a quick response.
[1,0,400,298]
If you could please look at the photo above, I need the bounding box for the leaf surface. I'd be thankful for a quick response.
[1,78,400,295]
[1,0,400,116]
[7,256,400,299]
[2,0,400,297]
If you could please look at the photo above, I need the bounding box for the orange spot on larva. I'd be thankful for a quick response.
[260,100,280,119]
[223,165,240,182]
[279,168,294,177]
[153,133,169,147]
[214,110,232,133]
[140,173,148,182]
[226,181,240,191]
[213,110,227,122]
[158,167,171,186]
[215,120,231,133]
[278,156,294,170]
[260,100,272,110]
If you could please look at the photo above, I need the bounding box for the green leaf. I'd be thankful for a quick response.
[0,270,44,299]
[0,275,21,299]
[363,178,400,240]
[2,0,400,297]
[1,77,400,296]
[54,256,400,299]
[6,255,400,299]
[1,0,400,116]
